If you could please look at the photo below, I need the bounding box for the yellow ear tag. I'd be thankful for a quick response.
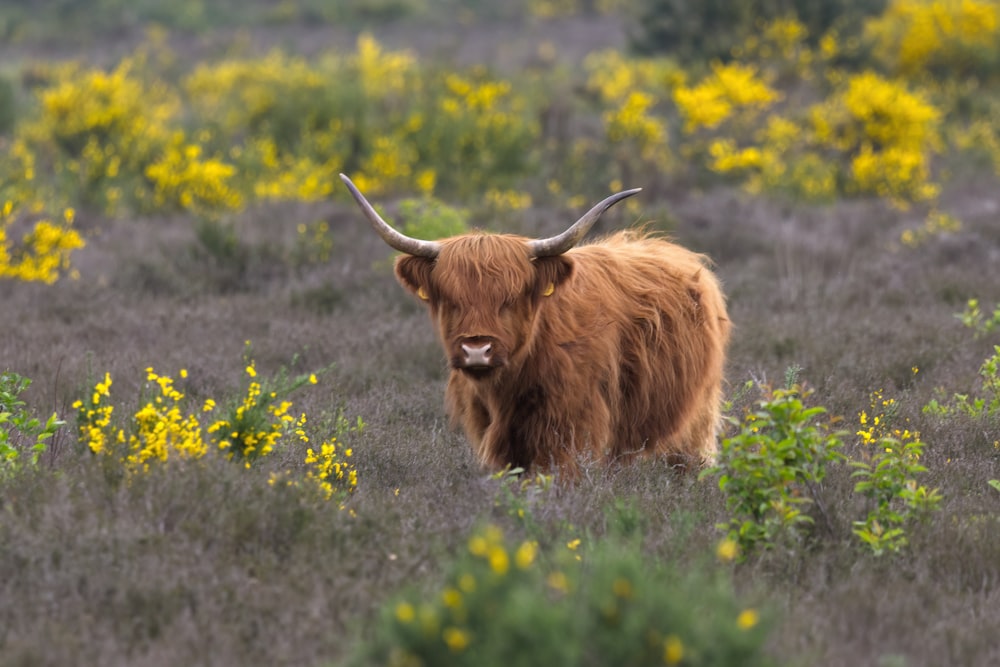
[542,282,555,297]
[417,286,430,301]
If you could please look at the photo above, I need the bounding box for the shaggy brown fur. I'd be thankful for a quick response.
[394,229,730,477]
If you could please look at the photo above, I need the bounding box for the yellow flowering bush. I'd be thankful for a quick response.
[143,134,243,218]
[866,0,1000,78]
[183,51,353,200]
[21,57,179,213]
[577,50,682,196]
[416,69,539,198]
[950,115,1000,179]
[603,91,670,165]
[704,54,944,211]
[811,71,942,206]
[348,524,773,667]
[674,62,782,133]
[584,49,685,105]
[852,386,942,555]
[184,50,332,142]
[0,138,47,212]
[72,352,360,504]
[0,202,84,283]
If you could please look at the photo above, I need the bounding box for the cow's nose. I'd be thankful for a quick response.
[461,341,493,366]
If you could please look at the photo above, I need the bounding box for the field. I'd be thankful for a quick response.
[2,2,1000,666]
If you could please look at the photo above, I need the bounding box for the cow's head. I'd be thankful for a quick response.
[340,174,639,379]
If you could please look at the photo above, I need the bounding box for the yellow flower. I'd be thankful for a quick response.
[547,571,569,593]
[663,635,684,664]
[612,577,633,599]
[488,546,509,575]
[442,626,470,653]
[514,541,537,569]
[458,573,476,593]
[395,602,415,624]
[441,587,462,608]
[737,608,760,630]
[716,537,739,562]
[245,364,256,378]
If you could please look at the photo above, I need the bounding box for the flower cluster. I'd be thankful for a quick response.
[674,62,781,133]
[703,36,944,211]
[72,354,360,504]
[73,372,116,456]
[856,387,916,448]
[866,0,1000,77]
[813,71,942,206]
[852,384,942,555]
[581,49,681,199]
[144,137,243,218]
[0,203,84,283]
[22,57,178,213]
[208,360,310,466]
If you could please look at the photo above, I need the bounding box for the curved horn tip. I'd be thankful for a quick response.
[338,173,442,259]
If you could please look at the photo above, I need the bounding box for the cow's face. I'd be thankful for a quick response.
[395,234,573,378]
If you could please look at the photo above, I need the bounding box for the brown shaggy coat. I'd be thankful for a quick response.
[394,229,731,477]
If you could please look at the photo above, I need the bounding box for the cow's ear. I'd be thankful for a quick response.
[395,255,435,301]
[533,255,573,298]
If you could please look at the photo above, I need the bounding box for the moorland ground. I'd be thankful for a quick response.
[2,6,1000,667]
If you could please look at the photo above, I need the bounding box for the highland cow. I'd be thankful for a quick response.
[341,174,730,477]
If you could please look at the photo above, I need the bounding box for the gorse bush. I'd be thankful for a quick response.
[865,0,1000,79]
[858,388,946,554]
[143,137,243,219]
[348,524,775,667]
[2,3,995,283]
[0,202,84,283]
[698,19,944,211]
[21,56,179,214]
[853,388,942,555]
[73,349,360,504]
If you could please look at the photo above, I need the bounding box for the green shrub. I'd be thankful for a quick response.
[398,196,469,240]
[850,436,942,556]
[852,388,942,555]
[923,300,1000,419]
[704,383,845,556]
[0,371,64,472]
[957,298,1000,338]
[628,0,886,62]
[0,75,16,136]
[347,524,775,667]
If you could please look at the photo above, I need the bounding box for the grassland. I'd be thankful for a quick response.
[2,3,1000,666]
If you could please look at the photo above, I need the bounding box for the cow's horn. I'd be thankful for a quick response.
[340,174,441,259]
[528,188,642,257]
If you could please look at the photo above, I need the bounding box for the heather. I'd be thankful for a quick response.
[2,2,1000,665]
